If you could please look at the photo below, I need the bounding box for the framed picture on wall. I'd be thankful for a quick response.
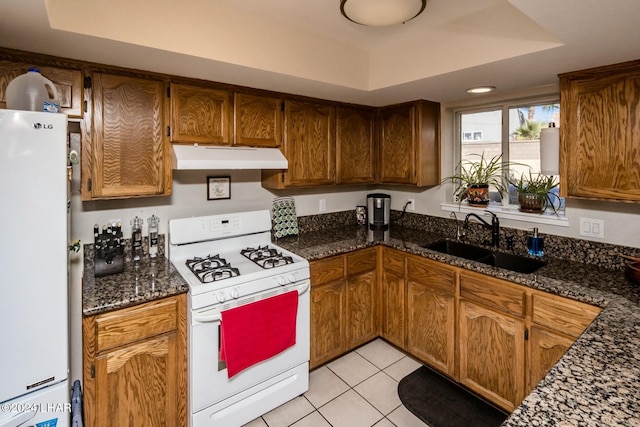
[207,176,231,200]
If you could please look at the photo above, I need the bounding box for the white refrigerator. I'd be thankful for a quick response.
[0,110,70,427]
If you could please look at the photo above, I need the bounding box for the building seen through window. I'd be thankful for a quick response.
[458,101,560,204]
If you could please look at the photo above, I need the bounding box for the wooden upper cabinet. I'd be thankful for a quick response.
[336,106,375,184]
[560,59,640,202]
[170,83,232,145]
[0,60,83,117]
[87,72,170,199]
[378,100,440,186]
[263,99,335,188]
[234,92,282,147]
[379,104,414,183]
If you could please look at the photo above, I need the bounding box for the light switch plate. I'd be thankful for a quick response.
[579,217,604,239]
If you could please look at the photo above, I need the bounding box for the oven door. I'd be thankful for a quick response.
[189,280,310,415]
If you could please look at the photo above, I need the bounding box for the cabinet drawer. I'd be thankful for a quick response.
[310,256,344,286]
[95,298,179,352]
[532,293,601,338]
[346,248,377,276]
[382,248,405,275]
[407,256,456,294]
[460,273,525,318]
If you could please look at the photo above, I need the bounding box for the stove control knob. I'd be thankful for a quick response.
[288,274,296,284]
[277,276,286,286]
[230,288,239,299]
[216,292,226,303]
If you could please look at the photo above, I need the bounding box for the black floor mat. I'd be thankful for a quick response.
[398,366,509,427]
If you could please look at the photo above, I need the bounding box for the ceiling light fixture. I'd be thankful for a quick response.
[466,86,496,94]
[340,0,427,27]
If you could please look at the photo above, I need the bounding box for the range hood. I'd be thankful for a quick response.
[172,144,288,170]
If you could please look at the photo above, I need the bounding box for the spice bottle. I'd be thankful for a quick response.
[131,216,144,262]
[148,215,159,259]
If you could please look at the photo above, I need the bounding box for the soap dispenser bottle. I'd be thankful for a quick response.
[528,227,544,258]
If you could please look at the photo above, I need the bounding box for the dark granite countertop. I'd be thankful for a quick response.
[82,247,188,317]
[81,224,640,425]
[276,225,640,427]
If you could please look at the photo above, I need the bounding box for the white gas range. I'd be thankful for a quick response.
[169,210,310,427]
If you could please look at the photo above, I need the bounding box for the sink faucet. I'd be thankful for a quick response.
[464,211,500,248]
[450,212,463,241]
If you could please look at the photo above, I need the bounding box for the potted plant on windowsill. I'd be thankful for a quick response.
[442,153,510,207]
[509,171,560,214]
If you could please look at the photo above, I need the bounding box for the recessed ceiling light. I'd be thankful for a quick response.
[466,86,496,94]
[340,0,427,27]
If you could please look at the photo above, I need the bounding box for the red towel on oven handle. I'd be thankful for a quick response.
[219,290,299,378]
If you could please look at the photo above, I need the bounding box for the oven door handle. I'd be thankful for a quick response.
[296,280,310,296]
[193,281,309,324]
[194,312,222,323]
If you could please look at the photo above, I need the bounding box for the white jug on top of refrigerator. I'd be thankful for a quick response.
[6,68,60,113]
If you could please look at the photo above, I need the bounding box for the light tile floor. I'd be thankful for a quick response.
[244,339,429,427]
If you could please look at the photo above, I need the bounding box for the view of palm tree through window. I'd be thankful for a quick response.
[459,102,560,202]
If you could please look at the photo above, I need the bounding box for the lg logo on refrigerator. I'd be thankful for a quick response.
[32,122,54,130]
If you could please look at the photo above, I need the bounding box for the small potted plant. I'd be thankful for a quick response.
[442,153,510,207]
[509,171,560,214]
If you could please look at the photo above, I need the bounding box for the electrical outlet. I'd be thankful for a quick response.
[319,199,327,213]
[407,199,415,211]
[579,217,604,239]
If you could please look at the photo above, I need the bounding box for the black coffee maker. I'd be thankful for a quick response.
[367,193,391,231]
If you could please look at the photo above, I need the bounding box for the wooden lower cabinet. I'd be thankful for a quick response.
[405,255,456,377]
[528,292,600,390]
[528,326,574,391]
[310,248,377,368]
[458,299,526,412]
[380,249,405,348]
[83,294,187,427]
[311,279,346,368]
[309,247,601,414]
[346,269,377,349]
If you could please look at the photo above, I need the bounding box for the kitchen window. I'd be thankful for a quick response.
[443,97,568,226]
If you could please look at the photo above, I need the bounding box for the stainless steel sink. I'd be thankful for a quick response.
[424,239,546,274]
[423,240,492,261]
[476,252,546,274]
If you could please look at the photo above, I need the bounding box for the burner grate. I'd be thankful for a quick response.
[241,245,294,269]
[185,255,240,283]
